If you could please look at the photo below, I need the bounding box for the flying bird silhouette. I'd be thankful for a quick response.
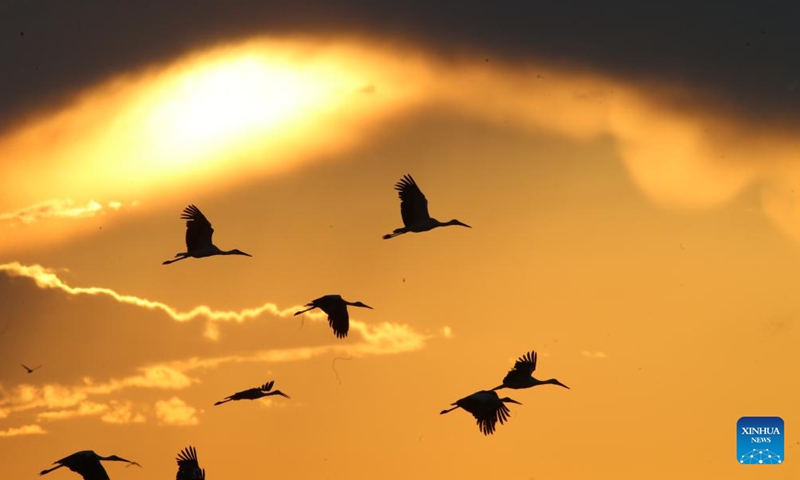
[440,390,522,435]
[383,174,471,239]
[214,380,290,406]
[293,294,373,338]
[176,446,205,480]
[39,450,140,480]
[22,363,41,374]
[492,350,569,390]
[162,204,252,265]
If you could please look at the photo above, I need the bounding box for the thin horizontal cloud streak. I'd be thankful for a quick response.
[0,262,312,340]
[581,351,608,359]
[0,199,136,225]
[37,401,109,422]
[0,262,431,348]
[0,424,45,437]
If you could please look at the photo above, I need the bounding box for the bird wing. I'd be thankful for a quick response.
[394,175,430,227]
[260,381,275,392]
[503,350,537,382]
[72,461,110,480]
[326,302,350,338]
[473,401,511,436]
[180,205,214,252]
[176,446,205,480]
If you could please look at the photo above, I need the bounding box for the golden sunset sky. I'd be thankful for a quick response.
[1,1,799,479]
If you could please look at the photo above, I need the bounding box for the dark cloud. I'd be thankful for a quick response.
[1,0,799,129]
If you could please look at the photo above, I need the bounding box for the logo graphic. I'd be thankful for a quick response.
[737,416,784,464]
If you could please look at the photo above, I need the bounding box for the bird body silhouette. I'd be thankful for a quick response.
[22,363,41,374]
[176,446,205,480]
[214,381,290,406]
[383,174,471,239]
[293,294,373,338]
[492,350,569,391]
[440,390,522,435]
[162,204,251,265]
[39,450,140,480]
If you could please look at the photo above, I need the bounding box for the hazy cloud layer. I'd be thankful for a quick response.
[1,0,798,132]
[4,37,800,252]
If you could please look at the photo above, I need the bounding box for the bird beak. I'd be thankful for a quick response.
[364,304,374,310]
[555,380,570,389]
[457,221,472,228]
[508,399,523,405]
[242,252,253,257]
[276,391,291,399]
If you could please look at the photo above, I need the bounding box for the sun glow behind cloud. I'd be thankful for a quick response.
[0,37,430,215]
[4,34,800,255]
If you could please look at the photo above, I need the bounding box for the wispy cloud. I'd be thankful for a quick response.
[0,262,316,340]
[581,351,608,359]
[155,397,198,426]
[0,262,433,346]
[0,199,136,225]
[101,401,146,425]
[0,262,441,431]
[0,424,46,437]
[37,401,109,422]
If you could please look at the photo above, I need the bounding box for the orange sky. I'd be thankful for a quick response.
[1,35,798,479]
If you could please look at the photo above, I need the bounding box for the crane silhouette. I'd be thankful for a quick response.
[214,380,290,406]
[39,450,140,480]
[22,363,41,374]
[492,350,569,390]
[176,446,205,480]
[162,204,252,265]
[293,294,373,338]
[383,174,471,239]
[440,390,522,435]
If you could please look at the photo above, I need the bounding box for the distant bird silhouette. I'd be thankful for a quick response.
[383,174,471,239]
[492,350,569,391]
[162,204,252,265]
[22,363,41,374]
[293,294,373,338]
[39,450,140,480]
[214,380,290,406]
[176,446,205,480]
[440,390,522,435]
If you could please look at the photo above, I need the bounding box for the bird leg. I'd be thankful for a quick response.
[293,306,316,316]
[162,254,189,265]
[39,464,65,476]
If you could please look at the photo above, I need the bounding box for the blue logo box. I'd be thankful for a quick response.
[737,416,784,464]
